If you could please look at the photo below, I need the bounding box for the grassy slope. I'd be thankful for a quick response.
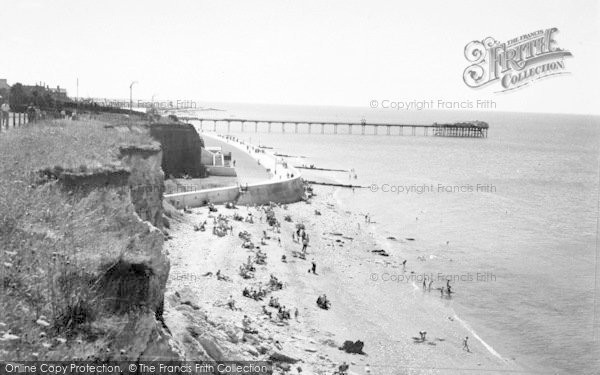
[0,118,158,360]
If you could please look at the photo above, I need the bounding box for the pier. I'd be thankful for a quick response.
[179,117,488,138]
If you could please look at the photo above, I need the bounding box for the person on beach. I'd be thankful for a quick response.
[422,277,427,290]
[428,279,433,292]
[310,259,317,274]
[338,362,349,375]
[463,336,470,352]
[0,100,9,129]
[262,305,272,319]
[440,287,444,297]
[227,295,238,310]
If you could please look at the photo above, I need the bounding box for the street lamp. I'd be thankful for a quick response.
[129,81,138,115]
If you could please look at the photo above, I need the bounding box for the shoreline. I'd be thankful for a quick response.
[163,133,527,374]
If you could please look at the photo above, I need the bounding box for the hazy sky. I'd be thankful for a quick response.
[2,0,598,114]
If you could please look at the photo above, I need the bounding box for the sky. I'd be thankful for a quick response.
[1,0,599,114]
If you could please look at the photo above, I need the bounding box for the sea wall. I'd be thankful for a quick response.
[167,185,240,208]
[238,176,305,206]
[206,166,237,177]
[165,175,304,208]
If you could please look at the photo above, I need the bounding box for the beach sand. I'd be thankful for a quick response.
[163,187,526,374]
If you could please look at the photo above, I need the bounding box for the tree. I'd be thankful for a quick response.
[9,83,27,112]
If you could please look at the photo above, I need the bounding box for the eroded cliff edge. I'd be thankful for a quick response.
[0,118,182,361]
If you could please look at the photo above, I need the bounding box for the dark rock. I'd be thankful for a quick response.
[269,351,299,363]
[339,340,366,355]
[371,249,389,257]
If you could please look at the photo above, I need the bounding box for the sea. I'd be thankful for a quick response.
[178,103,599,374]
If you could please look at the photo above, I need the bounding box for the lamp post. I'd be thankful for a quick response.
[129,81,138,115]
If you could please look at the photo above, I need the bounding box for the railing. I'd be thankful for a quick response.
[0,112,34,131]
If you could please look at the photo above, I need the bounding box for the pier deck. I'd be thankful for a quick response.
[179,117,488,138]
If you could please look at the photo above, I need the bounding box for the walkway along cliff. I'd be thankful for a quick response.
[164,131,306,209]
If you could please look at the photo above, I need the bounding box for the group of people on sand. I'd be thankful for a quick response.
[201,269,231,282]
[265,296,298,321]
[210,213,233,237]
[243,285,268,301]
[195,200,338,364]
[316,294,331,310]
[239,263,255,279]
[291,225,311,260]
[242,273,284,302]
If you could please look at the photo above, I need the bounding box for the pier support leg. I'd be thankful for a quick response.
[349,124,352,134]
[295,123,298,133]
[374,126,378,135]
[241,122,244,132]
[361,125,365,135]
[321,124,324,134]
[268,122,272,133]
[412,126,416,136]
[227,121,230,133]
[386,125,390,135]
[282,123,285,133]
[255,122,258,133]
[308,124,312,134]
[334,124,337,134]
[213,121,216,132]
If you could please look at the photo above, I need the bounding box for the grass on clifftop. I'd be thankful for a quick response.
[0,118,157,359]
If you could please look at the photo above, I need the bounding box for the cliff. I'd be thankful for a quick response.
[0,118,182,362]
[150,123,206,179]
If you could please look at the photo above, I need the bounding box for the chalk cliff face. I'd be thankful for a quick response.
[150,123,206,179]
[120,144,165,229]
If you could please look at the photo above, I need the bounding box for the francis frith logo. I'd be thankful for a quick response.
[463,28,572,92]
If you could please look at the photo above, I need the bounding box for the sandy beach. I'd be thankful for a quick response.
[162,137,526,375]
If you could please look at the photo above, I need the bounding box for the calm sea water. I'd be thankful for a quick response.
[184,103,599,373]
